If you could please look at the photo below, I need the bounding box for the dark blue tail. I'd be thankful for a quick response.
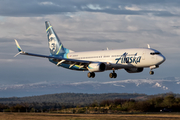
[45,21,65,55]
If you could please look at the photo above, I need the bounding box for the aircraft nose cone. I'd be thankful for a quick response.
[158,55,166,65]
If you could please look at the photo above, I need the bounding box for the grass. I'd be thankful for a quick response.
[0,113,180,120]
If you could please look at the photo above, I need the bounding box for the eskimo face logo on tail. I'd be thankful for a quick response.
[48,34,56,52]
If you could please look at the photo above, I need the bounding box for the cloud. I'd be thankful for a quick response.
[38,2,58,6]
[68,38,125,43]
[0,0,180,17]
[0,1,76,17]
[0,59,14,62]
[125,6,142,11]
[127,26,138,31]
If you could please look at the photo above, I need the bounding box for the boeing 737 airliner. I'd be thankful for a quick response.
[14,21,166,78]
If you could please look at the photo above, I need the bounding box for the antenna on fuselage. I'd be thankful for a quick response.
[147,44,151,48]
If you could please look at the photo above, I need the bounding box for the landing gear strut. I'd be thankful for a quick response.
[149,65,158,75]
[109,69,117,78]
[87,72,95,78]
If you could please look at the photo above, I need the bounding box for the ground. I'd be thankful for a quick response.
[1,113,180,120]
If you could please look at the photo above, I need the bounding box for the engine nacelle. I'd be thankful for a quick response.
[125,67,144,73]
[88,63,106,72]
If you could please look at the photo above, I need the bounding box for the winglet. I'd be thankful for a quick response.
[15,39,22,52]
[14,39,24,57]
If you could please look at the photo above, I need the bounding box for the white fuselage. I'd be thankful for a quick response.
[65,48,165,70]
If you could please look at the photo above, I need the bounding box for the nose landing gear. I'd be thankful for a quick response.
[149,71,154,75]
[149,65,158,75]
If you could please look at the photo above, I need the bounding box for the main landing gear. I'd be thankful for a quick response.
[109,69,117,78]
[87,70,117,78]
[87,72,95,78]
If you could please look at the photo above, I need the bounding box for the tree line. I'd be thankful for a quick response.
[0,93,180,113]
[0,93,146,104]
[89,94,179,113]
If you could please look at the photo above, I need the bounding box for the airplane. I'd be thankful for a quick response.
[14,21,166,78]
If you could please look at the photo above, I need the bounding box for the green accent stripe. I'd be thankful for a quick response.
[17,45,21,51]
[75,65,80,67]
[46,26,52,32]
[88,66,93,69]
[56,44,62,55]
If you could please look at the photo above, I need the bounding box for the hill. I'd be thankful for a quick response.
[0,93,147,106]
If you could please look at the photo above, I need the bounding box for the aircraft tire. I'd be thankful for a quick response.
[87,72,91,78]
[109,73,117,78]
[91,72,95,78]
[149,71,154,75]
[109,73,113,78]
[87,72,95,78]
[113,73,117,78]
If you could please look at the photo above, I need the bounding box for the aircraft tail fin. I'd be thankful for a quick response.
[45,21,66,55]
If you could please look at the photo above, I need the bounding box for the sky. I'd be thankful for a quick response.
[0,0,180,96]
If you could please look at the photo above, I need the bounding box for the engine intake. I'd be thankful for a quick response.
[88,63,106,72]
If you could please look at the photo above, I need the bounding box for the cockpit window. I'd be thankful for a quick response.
[150,52,160,55]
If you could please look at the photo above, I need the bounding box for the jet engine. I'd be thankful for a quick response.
[125,67,144,73]
[88,63,106,72]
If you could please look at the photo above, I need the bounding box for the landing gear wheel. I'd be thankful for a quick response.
[149,71,154,75]
[109,73,113,78]
[87,72,95,78]
[87,72,91,78]
[113,73,117,78]
[91,72,95,78]
[109,72,117,78]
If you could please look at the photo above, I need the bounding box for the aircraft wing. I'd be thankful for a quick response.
[19,52,91,63]
[14,40,92,68]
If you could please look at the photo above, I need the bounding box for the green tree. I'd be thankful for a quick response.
[163,94,175,108]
